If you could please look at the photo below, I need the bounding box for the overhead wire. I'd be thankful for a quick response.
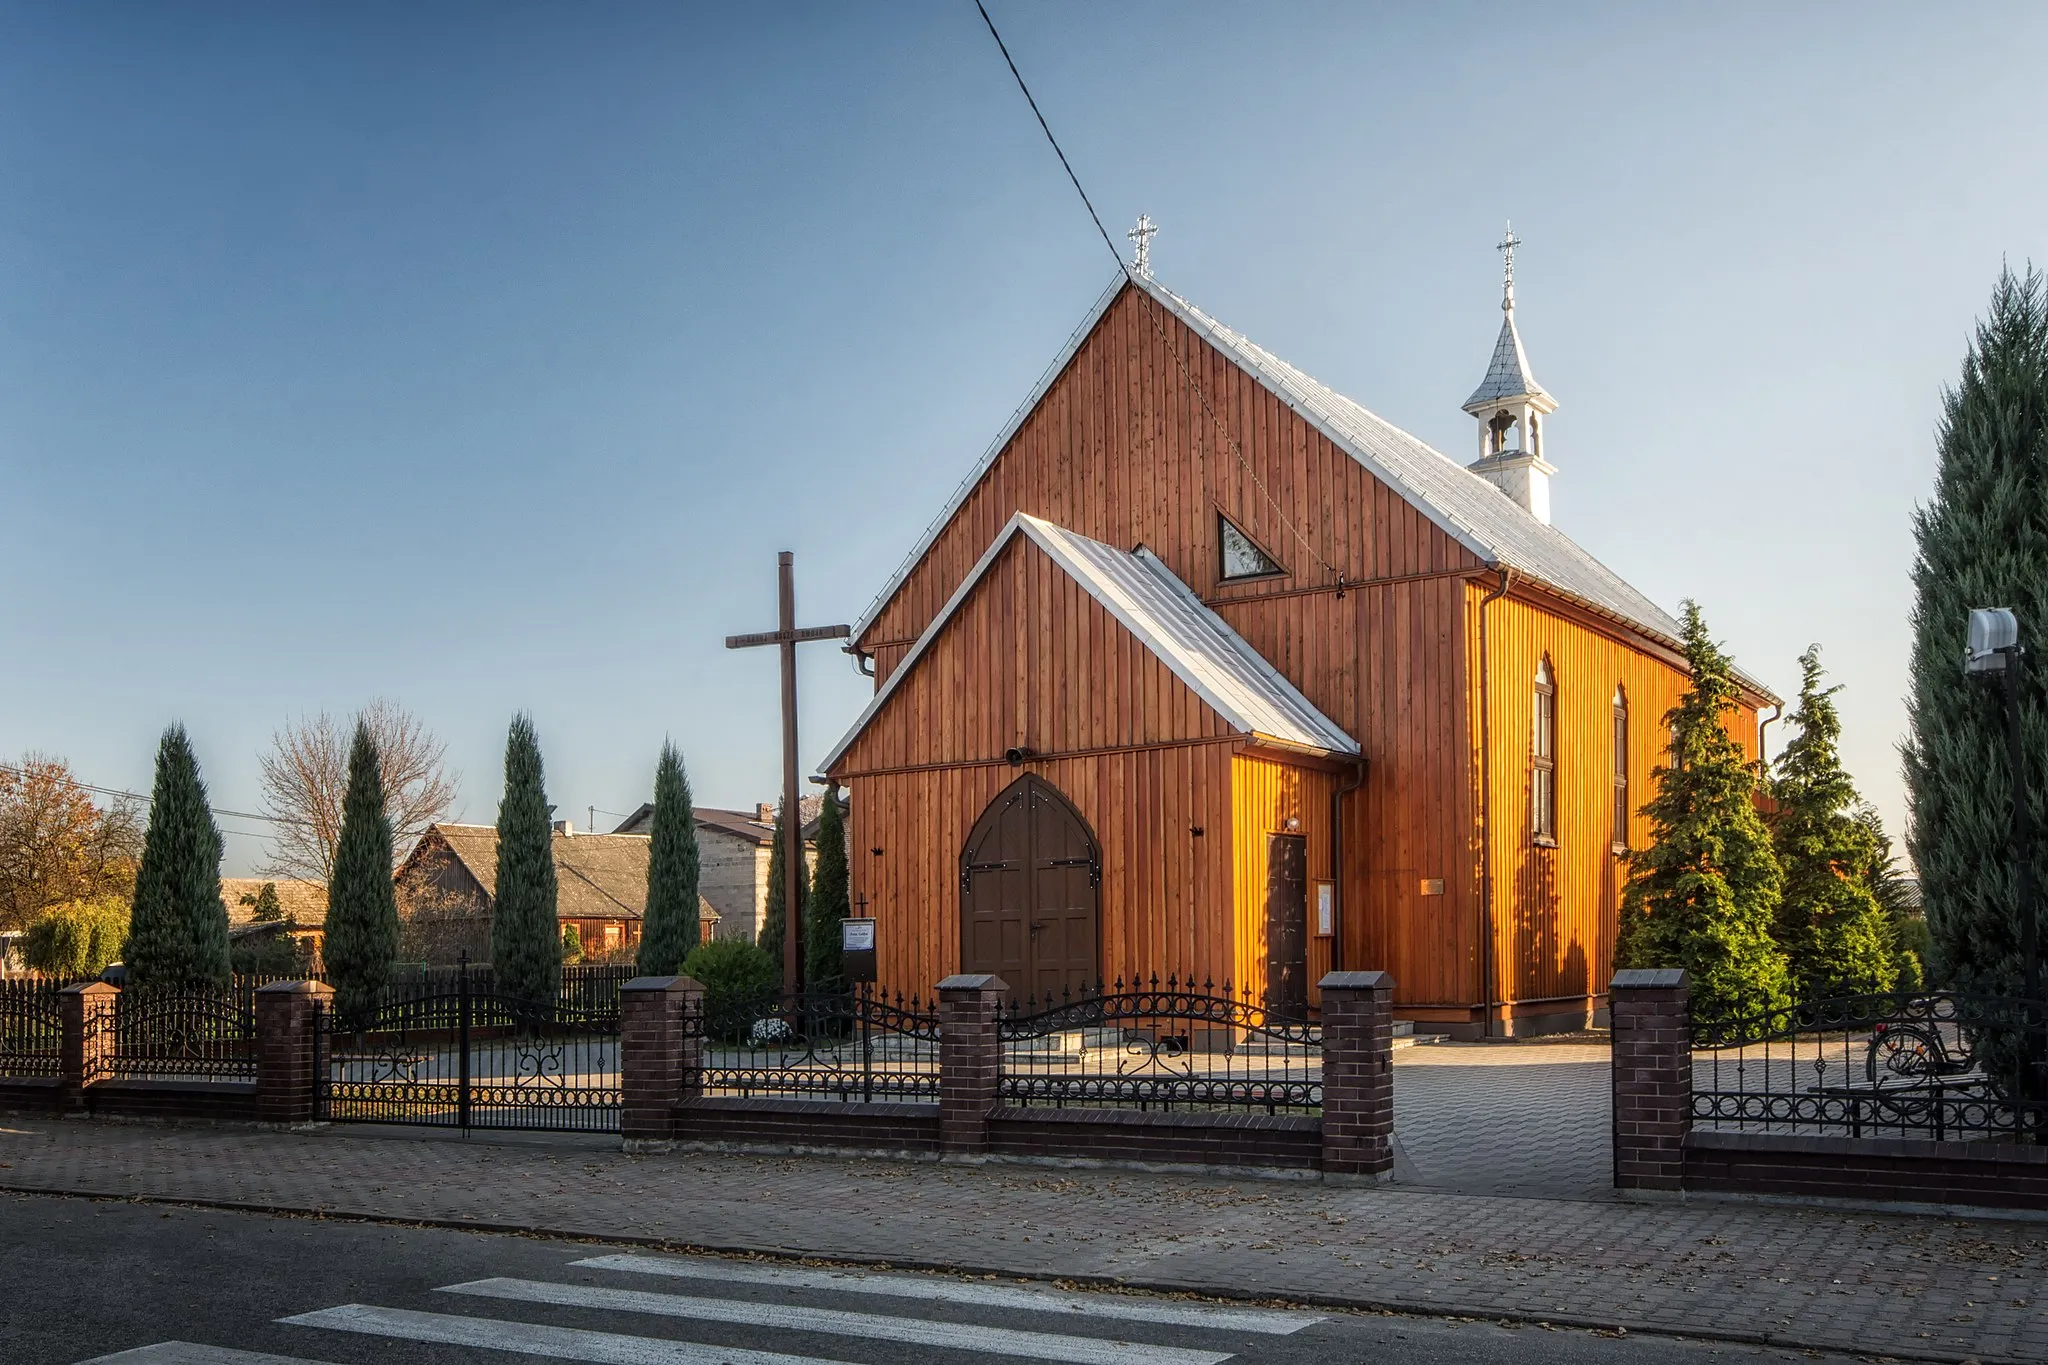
[0,760,310,829]
[970,0,1341,587]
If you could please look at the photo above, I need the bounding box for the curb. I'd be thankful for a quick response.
[0,1180,2004,1365]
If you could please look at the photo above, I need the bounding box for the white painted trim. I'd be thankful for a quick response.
[84,1346,318,1365]
[571,1254,1322,1334]
[281,1304,836,1365]
[439,1278,1233,1365]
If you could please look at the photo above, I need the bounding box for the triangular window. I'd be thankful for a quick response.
[1218,516,1283,580]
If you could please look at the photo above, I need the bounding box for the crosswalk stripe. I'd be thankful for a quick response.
[572,1253,1321,1335]
[441,1277,1236,1365]
[280,1304,856,1365]
[81,1345,330,1365]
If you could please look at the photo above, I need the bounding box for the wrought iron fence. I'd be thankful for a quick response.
[998,977,1323,1115]
[1692,991,2048,1143]
[0,979,65,1077]
[318,967,621,1132]
[108,987,257,1080]
[690,987,939,1102]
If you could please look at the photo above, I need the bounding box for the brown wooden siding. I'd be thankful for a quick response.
[835,532,1245,994]
[859,282,1484,679]
[1212,572,1473,1009]
[839,276,1757,1020]
[836,534,1238,775]
[1229,754,1337,1006]
[847,748,1239,997]
[1467,583,1762,1020]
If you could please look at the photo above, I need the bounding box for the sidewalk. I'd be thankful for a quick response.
[2,1118,2043,1364]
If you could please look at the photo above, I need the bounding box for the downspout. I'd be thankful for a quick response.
[1475,566,1514,1041]
[1329,757,1368,973]
[1755,701,1781,779]
[844,644,875,678]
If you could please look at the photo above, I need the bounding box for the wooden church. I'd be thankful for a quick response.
[821,233,1774,1037]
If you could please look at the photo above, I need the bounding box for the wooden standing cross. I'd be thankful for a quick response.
[726,551,850,996]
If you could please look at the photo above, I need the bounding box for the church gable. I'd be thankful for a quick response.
[826,514,1355,777]
[853,280,1482,679]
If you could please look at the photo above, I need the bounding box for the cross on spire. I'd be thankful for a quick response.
[1497,221,1521,312]
[1128,214,1157,280]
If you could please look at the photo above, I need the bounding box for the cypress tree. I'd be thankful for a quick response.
[1768,647,1899,999]
[124,724,232,991]
[1616,601,1792,1019]
[492,714,561,1010]
[756,800,807,977]
[324,721,400,1025]
[806,787,850,989]
[636,740,701,975]
[1904,269,2048,1011]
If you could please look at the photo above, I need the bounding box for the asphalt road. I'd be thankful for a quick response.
[1,1193,1871,1365]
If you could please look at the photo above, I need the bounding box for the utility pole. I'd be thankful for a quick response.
[726,551,850,997]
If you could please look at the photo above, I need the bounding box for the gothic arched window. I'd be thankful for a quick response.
[1532,657,1557,843]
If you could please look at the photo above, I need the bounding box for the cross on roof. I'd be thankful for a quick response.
[1497,221,1521,311]
[1128,214,1157,280]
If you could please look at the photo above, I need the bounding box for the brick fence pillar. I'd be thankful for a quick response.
[1611,967,1691,1194]
[1318,970,1396,1181]
[937,973,1006,1159]
[58,981,117,1111]
[255,979,333,1126]
[620,975,702,1146]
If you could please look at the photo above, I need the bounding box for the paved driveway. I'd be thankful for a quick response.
[1392,1041,1612,1199]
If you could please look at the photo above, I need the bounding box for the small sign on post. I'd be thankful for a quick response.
[842,917,877,985]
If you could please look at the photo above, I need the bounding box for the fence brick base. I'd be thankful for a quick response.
[1686,1129,2048,1211]
[8,966,1415,1180]
[1610,968,1691,1194]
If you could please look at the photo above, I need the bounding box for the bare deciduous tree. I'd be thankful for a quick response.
[259,700,459,883]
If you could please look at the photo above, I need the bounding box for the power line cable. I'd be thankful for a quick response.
[970,2,1340,586]
[973,0,1129,284]
[0,760,312,829]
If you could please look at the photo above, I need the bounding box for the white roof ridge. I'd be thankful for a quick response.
[821,512,1357,774]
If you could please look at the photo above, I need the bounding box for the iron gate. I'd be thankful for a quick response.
[317,968,621,1132]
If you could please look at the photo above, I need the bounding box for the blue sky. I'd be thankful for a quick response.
[2,2,2041,872]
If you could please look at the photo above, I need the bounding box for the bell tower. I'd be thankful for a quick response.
[1463,224,1558,524]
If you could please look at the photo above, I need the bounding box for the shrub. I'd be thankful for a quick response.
[683,938,778,1038]
[229,931,311,977]
[561,923,584,964]
[23,897,129,977]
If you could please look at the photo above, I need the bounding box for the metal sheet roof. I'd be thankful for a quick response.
[1137,279,1688,648]
[822,512,1358,774]
[854,275,1679,643]
[1464,309,1550,409]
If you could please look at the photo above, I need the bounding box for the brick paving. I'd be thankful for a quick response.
[2,1117,2044,1363]
[1393,1041,1613,1197]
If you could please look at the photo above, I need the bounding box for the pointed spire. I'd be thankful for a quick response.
[1464,221,1549,412]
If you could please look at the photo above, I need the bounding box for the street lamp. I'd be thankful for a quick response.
[1966,607,2037,1002]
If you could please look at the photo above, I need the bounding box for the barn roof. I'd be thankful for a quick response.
[823,512,1359,773]
[851,272,1698,665]
[222,877,329,928]
[411,823,716,924]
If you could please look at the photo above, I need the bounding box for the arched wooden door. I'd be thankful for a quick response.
[959,775,1100,998]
